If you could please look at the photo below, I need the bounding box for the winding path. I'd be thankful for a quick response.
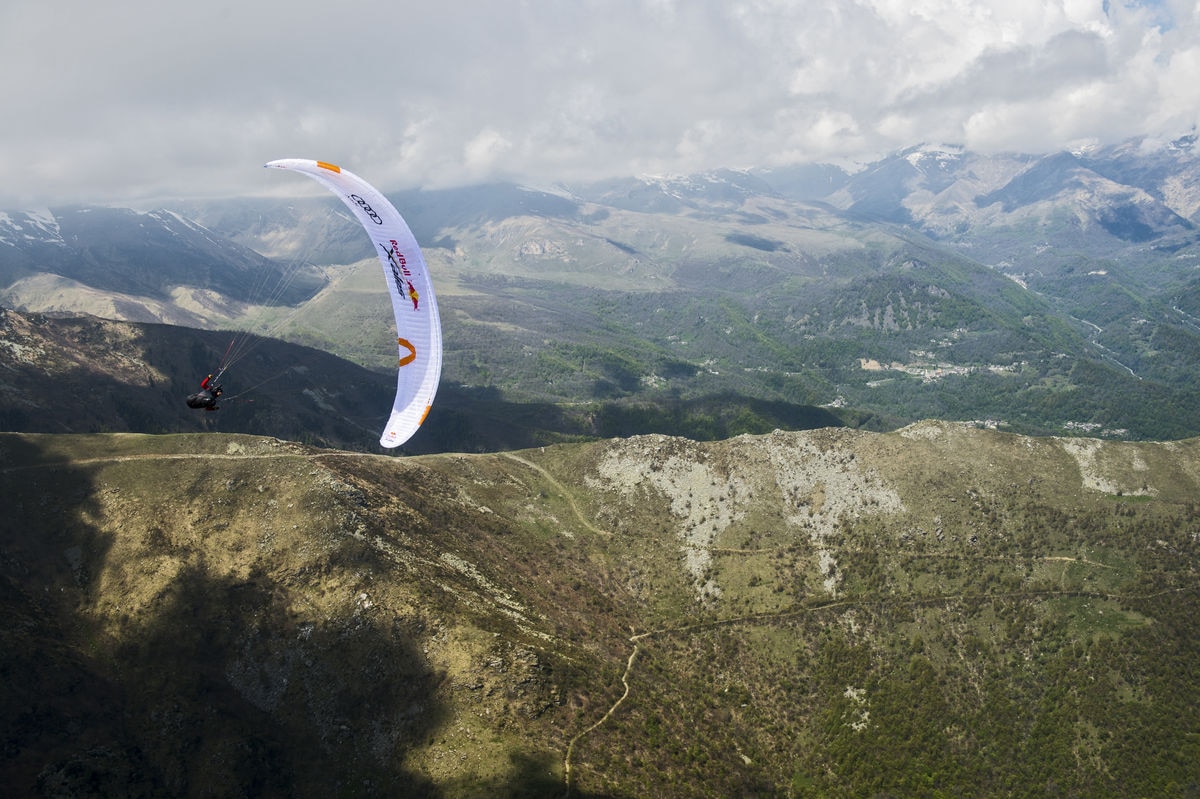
[501,452,612,537]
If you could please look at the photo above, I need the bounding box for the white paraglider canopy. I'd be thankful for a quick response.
[265,158,442,448]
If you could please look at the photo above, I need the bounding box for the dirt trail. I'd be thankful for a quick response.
[557,573,1170,796]
[501,452,612,537]
[561,643,639,796]
[0,451,317,473]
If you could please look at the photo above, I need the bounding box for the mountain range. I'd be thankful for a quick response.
[3,137,1200,796]
[4,136,1200,443]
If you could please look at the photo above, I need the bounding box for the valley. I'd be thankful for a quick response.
[5,139,1200,443]
[3,138,1200,795]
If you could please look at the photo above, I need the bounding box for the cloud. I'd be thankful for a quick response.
[0,0,1197,206]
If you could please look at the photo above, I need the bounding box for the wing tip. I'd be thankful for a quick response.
[263,158,341,173]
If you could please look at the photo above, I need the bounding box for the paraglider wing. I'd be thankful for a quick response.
[265,159,442,448]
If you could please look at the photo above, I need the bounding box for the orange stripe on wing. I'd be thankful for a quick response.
[316,161,341,173]
[398,337,417,367]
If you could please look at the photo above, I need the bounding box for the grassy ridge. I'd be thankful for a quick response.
[3,428,1199,795]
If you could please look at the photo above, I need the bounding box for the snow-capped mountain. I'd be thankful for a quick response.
[0,206,323,325]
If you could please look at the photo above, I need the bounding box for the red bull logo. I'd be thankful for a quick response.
[381,239,419,310]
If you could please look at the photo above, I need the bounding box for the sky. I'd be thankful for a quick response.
[2,0,1198,207]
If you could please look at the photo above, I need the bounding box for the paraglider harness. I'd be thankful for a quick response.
[186,373,223,411]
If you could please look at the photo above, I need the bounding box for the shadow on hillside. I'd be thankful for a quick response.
[408,385,857,454]
[0,434,447,797]
[161,326,397,449]
[0,312,397,449]
[2,308,881,453]
[104,563,445,797]
[0,434,149,795]
[0,434,612,797]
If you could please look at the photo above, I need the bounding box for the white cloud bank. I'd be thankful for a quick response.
[1,0,1197,206]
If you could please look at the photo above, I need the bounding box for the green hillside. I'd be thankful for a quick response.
[3,427,1198,796]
